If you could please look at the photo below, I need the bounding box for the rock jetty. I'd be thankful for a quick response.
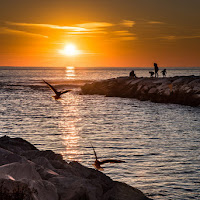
[0,136,152,200]
[81,76,200,107]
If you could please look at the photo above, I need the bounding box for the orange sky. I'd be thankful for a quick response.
[0,0,200,67]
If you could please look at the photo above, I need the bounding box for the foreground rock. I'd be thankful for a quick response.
[0,136,152,200]
[81,76,200,107]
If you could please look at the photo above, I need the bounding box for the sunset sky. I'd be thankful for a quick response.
[0,0,200,67]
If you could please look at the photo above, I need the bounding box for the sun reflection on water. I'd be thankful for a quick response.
[65,66,75,80]
[59,93,83,162]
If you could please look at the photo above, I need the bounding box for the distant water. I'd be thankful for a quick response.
[0,66,200,200]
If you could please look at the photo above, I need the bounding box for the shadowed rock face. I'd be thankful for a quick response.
[81,76,200,107]
[0,136,152,200]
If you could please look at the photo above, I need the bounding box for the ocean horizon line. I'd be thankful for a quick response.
[0,66,200,69]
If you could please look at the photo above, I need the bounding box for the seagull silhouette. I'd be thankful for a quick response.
[43,80,71,100]
[91,143,125,171]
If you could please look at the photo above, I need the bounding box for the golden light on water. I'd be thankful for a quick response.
[62,122,80,160]
[65,66,75,79]
[59,93,83,161]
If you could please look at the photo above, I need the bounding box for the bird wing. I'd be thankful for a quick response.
[61,90,71,95]
[43,80,58,95]
[90,143,98,160]
[100,159,125,165]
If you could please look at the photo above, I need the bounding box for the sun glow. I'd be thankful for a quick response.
[59,44,78,56]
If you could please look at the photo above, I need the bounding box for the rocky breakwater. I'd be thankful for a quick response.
[0,136,152,200]
[81,76,200,107]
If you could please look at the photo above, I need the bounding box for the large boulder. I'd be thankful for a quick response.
[0,136,152,200]
[0,161,58,200]
[0,178,35,200]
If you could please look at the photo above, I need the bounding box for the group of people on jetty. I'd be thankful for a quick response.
[129,63,167,78]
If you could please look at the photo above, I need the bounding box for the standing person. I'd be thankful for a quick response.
[154,63,159,77]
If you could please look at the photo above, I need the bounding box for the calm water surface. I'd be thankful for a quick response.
[0,67,200,199]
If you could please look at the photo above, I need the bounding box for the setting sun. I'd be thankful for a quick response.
[60,44,78,56]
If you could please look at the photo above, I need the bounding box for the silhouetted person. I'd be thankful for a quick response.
[149,71,154,77]
[161,69,167,77]
[154,63,159,77]
[129,70,137,78]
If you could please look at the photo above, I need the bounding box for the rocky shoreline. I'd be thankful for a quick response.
[81,76,200,107]
[0,136,152,200]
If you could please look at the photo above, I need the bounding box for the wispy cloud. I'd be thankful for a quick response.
[120,20,135,27]
[76,22,114,29]
[114,30,135,36]
[4,20,138,40]
[148,21,165,24]
[113,30,137,40]
[0,27,48,38]
[161,35,200,40]
[6,21,86,32]
[67,30,108,35]
[5,21,112,36]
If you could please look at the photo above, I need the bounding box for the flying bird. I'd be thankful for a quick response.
[43,80,71,100]
[91,143,125,171]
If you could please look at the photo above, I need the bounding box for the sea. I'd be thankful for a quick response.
[0,66,200,200]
